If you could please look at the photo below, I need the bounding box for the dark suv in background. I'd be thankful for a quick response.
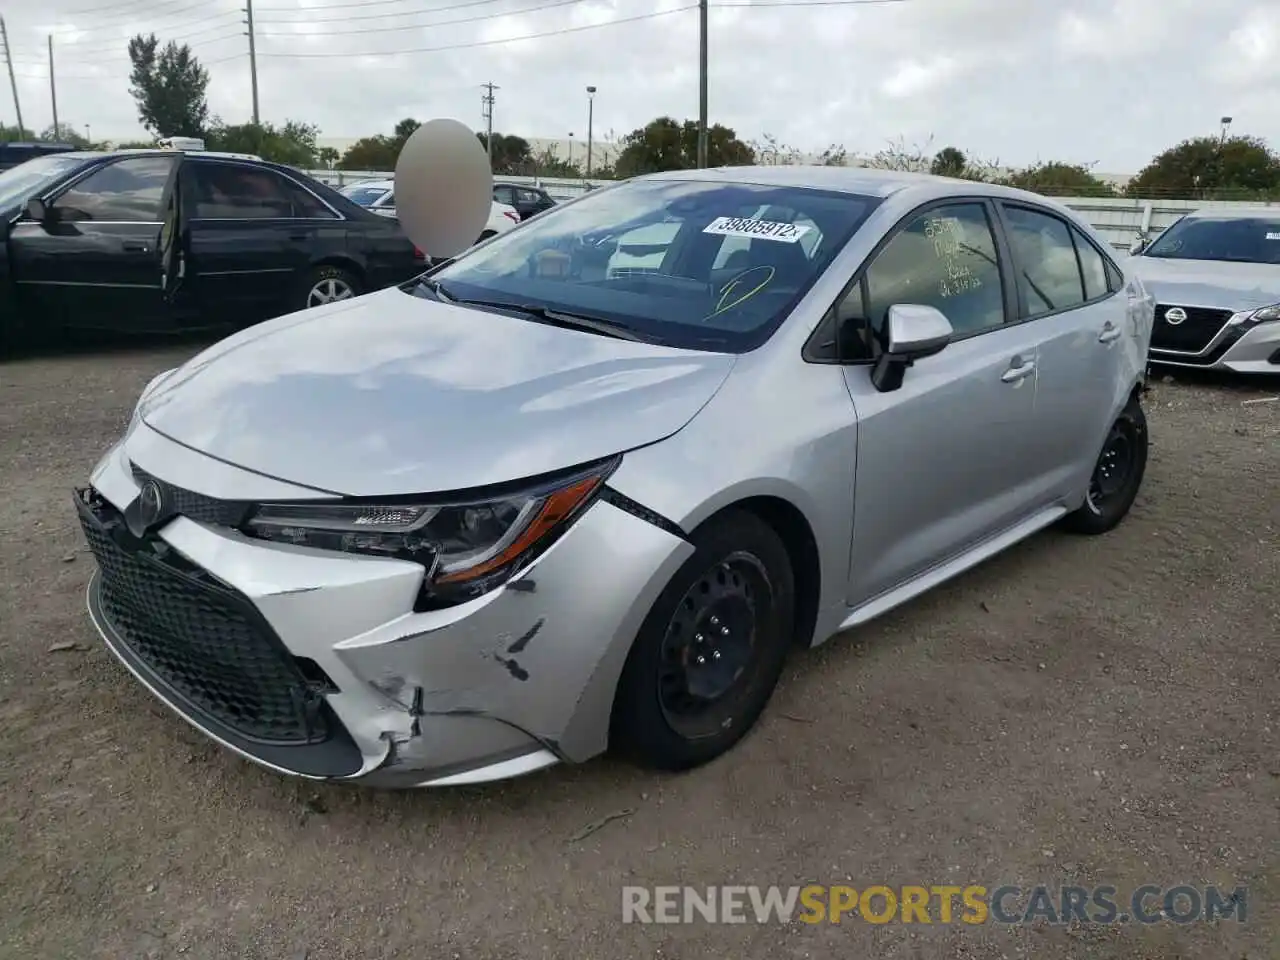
[0,150,423,346]
[493,181,556,221]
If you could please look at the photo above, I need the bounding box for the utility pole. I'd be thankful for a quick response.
[47,35,58,136]
[244,0,260,124]
[0,17,24,137]
[480,82,498,167]
[585,85,596,178]
[697,0,708,168]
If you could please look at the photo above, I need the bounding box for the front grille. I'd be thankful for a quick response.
[130,464,250,527]
[77,490,331,745]
[1151,304,1234,354]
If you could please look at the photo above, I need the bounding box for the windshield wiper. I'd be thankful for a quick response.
[448,297,652,342]
[418,277,457,302]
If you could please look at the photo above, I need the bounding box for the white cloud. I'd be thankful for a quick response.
[1,0,1275,173]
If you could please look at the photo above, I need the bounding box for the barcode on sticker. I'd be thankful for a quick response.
[703,216,811,243]
[1266,232,1280,240]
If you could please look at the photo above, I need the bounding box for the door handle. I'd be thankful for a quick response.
[1001,356,1036,383]
[1099,322,1122,344]
[122,241,150,253]
[287,232,309,241]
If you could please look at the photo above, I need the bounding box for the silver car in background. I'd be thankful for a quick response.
[75,167,1154,788]
[1129,207,1280,373]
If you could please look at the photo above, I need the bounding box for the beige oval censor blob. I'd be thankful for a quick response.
[394,118,494,259]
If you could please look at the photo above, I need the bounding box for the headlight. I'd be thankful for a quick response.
[242,456,619,607]
[1251,303,1280,322]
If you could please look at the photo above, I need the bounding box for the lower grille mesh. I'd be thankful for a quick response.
[78,492,330,745]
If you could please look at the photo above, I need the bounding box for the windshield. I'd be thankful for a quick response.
[0,155,86,211]
[1144,215,1280,265]
[341,185,390,207]
[420,178,879,352]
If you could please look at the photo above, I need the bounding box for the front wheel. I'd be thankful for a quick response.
[611,510,795,771]
[1062,394,1148,535]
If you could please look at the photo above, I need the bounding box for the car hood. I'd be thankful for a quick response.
[1128,256,1280,312]
[138,287,736,496]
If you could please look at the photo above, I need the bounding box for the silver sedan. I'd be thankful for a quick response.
[76,167,1154,787]
[1129,207,1280,374]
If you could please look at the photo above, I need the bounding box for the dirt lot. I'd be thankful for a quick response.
[0,341,1277,960]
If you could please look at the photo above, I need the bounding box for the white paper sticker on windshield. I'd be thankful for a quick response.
[1266,232,1280,240]
[703,216,811,243]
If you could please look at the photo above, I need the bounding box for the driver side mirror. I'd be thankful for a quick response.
[24,197,50,223]
[871,303,953,393]
[1128,236,1148,256]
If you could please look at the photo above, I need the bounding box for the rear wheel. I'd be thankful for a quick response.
[299,264,361,311]
[612,510,795,771]
[1062,394,1148,535]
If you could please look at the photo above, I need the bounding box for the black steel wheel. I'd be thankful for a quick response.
[1063,394,1148,535]
[612,510,795,771]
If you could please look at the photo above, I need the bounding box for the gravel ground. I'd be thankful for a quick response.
[1,341,1277,960]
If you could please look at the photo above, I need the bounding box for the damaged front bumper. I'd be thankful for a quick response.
[77,432,692,787]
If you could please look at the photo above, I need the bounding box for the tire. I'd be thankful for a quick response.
[298,264,361,311]
[611,510,795,771]
[1061,394,1148,536]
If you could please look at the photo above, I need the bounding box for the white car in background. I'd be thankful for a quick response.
[339,178,520,242]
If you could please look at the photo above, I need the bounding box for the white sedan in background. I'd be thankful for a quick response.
[340,178,521,243]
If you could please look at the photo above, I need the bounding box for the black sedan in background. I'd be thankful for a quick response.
[493,181,556,221]
[0,150,424,346]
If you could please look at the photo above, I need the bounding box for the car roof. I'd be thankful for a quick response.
[346,179,393,190]
[638,164,1051,202]
[1186,206,1280,220]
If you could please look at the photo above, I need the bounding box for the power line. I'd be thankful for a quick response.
[42,24,246,57]
[15,32,247,67]
[257,0,582,37]
[258,0,578,27]
[47,0,234,21]
[255,0,518,15]
[48,6,241,33]
[257,3,696,58]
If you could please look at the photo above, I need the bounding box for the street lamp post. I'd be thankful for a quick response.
[568,132,575,169]
[1214,116,1233,199]
[586,85,596,179]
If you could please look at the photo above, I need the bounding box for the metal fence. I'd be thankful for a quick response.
[305,169,1277,252]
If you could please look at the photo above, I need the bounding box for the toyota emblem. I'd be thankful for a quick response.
[1164,307,1187,325]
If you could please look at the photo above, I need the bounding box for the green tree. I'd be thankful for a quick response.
[317,146,339,168]
[0,123,37,142]
[614,117,755,177]
[206,119,319,167]
[1125,135,1280,200]
[336,118,422,170]
[476,132,534,175]
[817,143,848,166]
[529,146,580,178]
[127,34,210,138]
[38,123,91,147]
[1003,160,1115,197]
[930,146,967,177]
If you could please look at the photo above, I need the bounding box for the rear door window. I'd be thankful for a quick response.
[1071,225,1110,301]
[191,163,337,219]
[1001,205,1086,318]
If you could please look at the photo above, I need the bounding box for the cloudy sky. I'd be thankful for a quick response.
[1,0,1276,173]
